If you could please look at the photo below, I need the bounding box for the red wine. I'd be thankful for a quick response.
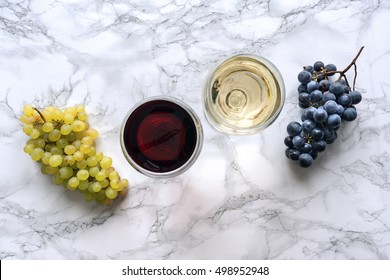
[121,98,202,176]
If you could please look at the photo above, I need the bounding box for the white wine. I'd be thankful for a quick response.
[203,54,285,135]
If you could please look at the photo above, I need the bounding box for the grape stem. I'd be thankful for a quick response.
[311,46,365,91]
[33,107,46,123]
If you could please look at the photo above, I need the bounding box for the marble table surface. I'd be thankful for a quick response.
[1,0,390,260]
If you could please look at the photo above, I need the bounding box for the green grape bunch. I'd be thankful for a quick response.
[21,104,129,206]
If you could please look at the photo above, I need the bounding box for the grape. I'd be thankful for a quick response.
[41,110,53,122]
[311,128,324,141]
[324,63,337,74]
[79,143,92,154]
[313,108,328,123]
[301,143,312,153]
[299,101,309,109]
[24,143,35,154]
[100,156,112,169]
[76,159,88,170]
[87,147,96,157]
[21,104,129,205]
[350,91,362,104]
[304,65,314,73]
[310,150,318,160]
[68,177,80,189]
[87,156,98,167]
[56,138,68,149]
[119,179,128,189]
[86,128,98,139]
[105,187,118,199]
[109,171,119,181]
[318,80,330,91]
[341,83,350,93]
[322,92,336,102]
[76,169,89,181]
[49,129,61,142]
[49,154,63,167]
[60,124,72,135]
[76,104,85,112]
[31,148,44,161]
[53,109,64,121]
[101,179,109,188]
[298,154,313,168]
[73,151,84,161]
[313,61,324,71]
[96,152,103,161]
[312,140,326,152]
[20,115,33,124]
[338,94,352,107]
[287,149,300,160]
[91,182,102,192]
[284,53,363,167]
[63,113,74,124]
[41,152,52,165]
[42,122,54,133]
[72,120,85,132]
[323,127,335,140]
[329,82,344,96]
[324,100,338,114]
[64,145,76,155]
[325,132,337,144]
[72,140,81,149]
[310,90,322,102]
[65,107,77,117]
[89,166,99,177]
[77,112,88,121]
[78,180,89,191]
[63,155,75,166]
[342,107,357,121]
[292,135,305,147]
[23,105,35,116]
[53,174,64,185]
[307,81,319,92]
[326,114,341,128]
[110,178,120,189]
[33,139,45,149]
[284,136,293,148]
[23,124,34,135]
[287,122,302,136]
[298,83,307,93]
[302,107,316,121]
[30,129,40,139]
[46,166,59,175]
[302,119,316,133]
[285,148,291,159]
[95,171,106,181]
[336,104,345,116]
[298,71,312,84]
[81,136,93,146]
[299,93,310,105]
[50,146,63,155]
[59,166,73,179]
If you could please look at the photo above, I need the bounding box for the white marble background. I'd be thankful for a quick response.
[1,0,390,259]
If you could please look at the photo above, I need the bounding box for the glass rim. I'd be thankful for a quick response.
[120,95,203,178]
[203,53,286,135]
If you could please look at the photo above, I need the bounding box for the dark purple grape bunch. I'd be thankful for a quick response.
[285,48,364,168]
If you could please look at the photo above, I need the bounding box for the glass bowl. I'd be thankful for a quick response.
[203,54,285,135]
[120,96,203,178]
